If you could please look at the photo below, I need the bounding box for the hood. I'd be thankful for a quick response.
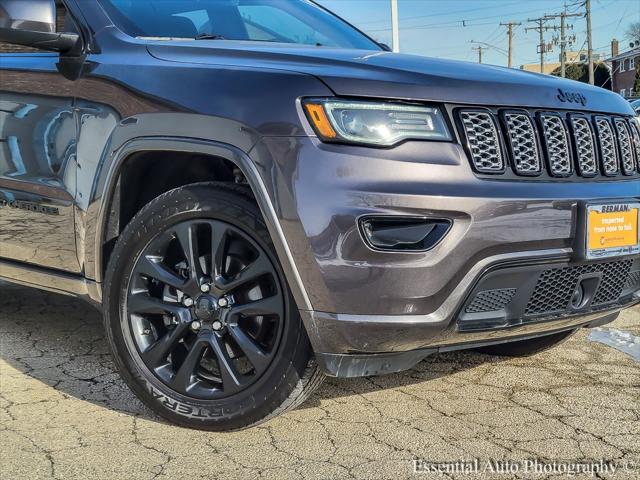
[147,41,633,115]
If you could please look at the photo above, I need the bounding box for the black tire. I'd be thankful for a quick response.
[475,329,576,357]
[103,182,323,431]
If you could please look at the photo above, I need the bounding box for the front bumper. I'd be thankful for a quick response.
[302,254,639,377]
[308,309,626,377]
[249,135,640,376]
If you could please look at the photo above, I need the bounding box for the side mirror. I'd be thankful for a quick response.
[0,0,79,53]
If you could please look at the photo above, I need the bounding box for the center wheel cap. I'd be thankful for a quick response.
[194,295,219,321]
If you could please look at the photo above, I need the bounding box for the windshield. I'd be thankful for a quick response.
[97,0,381,50]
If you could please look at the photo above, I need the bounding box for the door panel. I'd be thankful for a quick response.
[0,54,79,272]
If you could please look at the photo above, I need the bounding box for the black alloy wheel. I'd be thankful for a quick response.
[104,183,322,430]
[127,218,284,400]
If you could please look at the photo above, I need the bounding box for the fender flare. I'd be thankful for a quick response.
[88,136,313,311]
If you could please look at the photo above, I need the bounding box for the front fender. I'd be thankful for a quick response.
[79,115,312,311]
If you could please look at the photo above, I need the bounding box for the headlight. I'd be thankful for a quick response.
[303,99,451,146]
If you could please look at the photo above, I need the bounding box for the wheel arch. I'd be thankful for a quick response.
[86,136,312,312]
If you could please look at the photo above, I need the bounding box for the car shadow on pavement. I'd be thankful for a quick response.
[0,282,504,424]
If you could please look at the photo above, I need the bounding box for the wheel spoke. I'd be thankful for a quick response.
[142,323,189,368]
[227,324,270,373]
[206,333,243,393]
[175,223,203,282]
[128,293,191,323]
[230,295,283,318]
[171,339,206,393]
[211,224,228,281]
[218,252,272,292]
[136,255,187,290]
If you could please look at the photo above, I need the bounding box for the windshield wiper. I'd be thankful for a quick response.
[195,33,226,40]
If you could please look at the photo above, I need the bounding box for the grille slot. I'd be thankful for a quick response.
[525,260,633,316]
[466,289,517,313]
[570,116,598,176]
[459,111,505,173]
[629,120,640,171]
[504,113,541,174]
[614,119,636,175]
[595,117,620,175]
[541,114,572,176]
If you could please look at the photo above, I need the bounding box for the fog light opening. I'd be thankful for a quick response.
[359,216,452,252]
[569,274,602,311]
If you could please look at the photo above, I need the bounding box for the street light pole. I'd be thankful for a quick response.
[391,0,400,53]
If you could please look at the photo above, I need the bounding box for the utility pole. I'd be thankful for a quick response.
[585,0,594,84]
[544,8,580,77]
[500,21,522,68]
[470,41,507,65]
[391,0,400,53]
[472,45,485,64]
[526,17,555,74]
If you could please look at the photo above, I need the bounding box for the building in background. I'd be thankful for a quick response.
[520,62,561,74]
[519,50,603,74]
[606,39,640,99]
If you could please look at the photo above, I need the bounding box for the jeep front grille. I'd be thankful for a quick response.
[457,108,639,179]
[459,111,504,173]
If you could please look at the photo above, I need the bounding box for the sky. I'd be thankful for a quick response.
[317,0,640,68]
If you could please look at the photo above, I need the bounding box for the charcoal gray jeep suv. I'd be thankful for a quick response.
[1,0,639,430]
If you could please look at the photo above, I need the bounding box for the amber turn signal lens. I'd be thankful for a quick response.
[304,103,337,139]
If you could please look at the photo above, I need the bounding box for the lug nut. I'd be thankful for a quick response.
[143,329,151,335]
[191,321,201,331]
[200,283,211,293]
[212,321,223,331]
[218,297,228,308]
[183,297,194,307]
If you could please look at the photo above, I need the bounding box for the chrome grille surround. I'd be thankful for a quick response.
[595,116,620,176]
[540,114,572,176]
[629,120,640,171]
[614,118,636,175]
[459,111,505,173]
[569,115,598,176]
[503,112,541,175]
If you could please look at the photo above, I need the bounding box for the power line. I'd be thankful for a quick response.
[357,0,525,26]
[365,3,590,33]
[367,20,495,33]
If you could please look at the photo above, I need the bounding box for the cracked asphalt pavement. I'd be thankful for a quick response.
[1,281,638,480]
